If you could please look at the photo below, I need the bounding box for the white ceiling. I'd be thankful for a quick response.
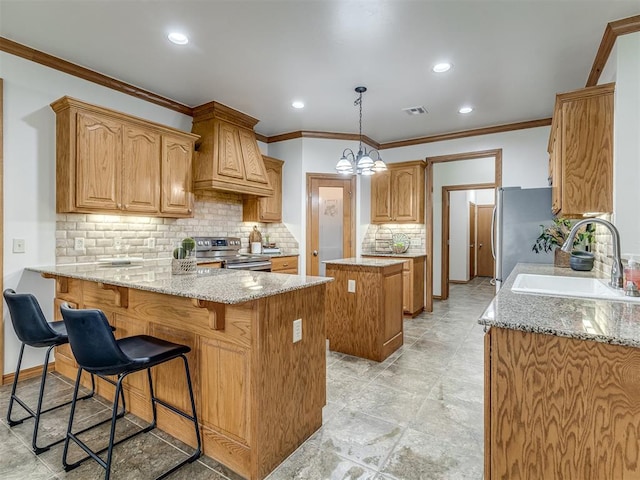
[1,1,638,143]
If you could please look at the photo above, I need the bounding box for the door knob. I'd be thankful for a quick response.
[313,250,318,256]
[479,243,483,248]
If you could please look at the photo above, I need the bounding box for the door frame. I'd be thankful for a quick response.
[426,149,502,305]
[441,184,495,300]
[305,173,356,275]
[1,79,4,382]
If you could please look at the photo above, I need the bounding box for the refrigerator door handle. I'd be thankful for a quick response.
[490,205,497,260]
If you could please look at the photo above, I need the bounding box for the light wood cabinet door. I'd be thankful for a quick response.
[371,171,392,223]
[392,167,420,222]
[76,111,122,211]
[371,161,425,224]
[243,157,284,223]
[161,134,194,216]
[122,125,161,214]
[548,83,613,217]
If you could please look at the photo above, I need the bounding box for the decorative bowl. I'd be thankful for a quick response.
[570,251,594,272]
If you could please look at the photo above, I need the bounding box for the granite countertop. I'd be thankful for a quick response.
[27,260,331,305]
[361,251,427,259]
[323,257,407,267]
[479,263,640,349]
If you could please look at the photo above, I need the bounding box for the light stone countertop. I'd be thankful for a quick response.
[479,263,640,349]
[323,257,407,267]
[361,251,427,259]
[27,260,332,305]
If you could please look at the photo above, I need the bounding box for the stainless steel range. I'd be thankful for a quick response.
[194,237,271,271]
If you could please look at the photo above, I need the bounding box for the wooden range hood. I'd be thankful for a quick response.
[191,101,273,196]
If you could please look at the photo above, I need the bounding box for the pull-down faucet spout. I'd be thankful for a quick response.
[561,218,623,289]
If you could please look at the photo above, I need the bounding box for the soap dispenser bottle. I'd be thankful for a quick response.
[624,255,640,289]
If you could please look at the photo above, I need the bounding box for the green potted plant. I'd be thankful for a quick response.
[172,237,197,274]
[532,218,595,268]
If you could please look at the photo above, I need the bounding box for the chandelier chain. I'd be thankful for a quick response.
[356,91,363,151]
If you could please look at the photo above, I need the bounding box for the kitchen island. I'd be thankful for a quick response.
[480,263,640,479]
[324,257,405,362]
[28,261,332,480]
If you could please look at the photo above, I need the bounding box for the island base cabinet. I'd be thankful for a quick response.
[486,327,640,479]
[48,276,327,480]
[325,262,403,362]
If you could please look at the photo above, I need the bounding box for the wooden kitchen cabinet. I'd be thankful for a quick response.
[161,134,194,216]
[325,260,403,362]
[371,160,425,223]
[363,255,425,316]
[51,96,198,218]
[243,157,284,222]
[485,326,640,479]
[270,255,298,274]
[548,83,614,217]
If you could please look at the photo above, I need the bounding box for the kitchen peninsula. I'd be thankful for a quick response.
[480,264,640,479]
[28,261,332,480]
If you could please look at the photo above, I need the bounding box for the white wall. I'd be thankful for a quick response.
[449,191,470,282]
[612,32,640,256]
[1,52,192,373]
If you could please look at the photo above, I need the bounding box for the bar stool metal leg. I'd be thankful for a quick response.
[7,342,96,454]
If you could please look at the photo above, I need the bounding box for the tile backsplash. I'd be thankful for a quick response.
[56,190,298,264]
[361,224,426,254]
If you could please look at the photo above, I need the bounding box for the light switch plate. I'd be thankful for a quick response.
[347,279,356,293]
[12,239,25,254]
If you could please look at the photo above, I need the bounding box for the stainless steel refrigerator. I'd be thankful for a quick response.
[493,187,554,291]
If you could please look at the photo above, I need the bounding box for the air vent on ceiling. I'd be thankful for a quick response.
[402,106,428,115]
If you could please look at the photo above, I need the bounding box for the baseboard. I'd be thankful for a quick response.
[449,279,471,284]
[2,362,55,385]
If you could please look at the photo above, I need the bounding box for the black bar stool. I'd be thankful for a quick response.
[3,289,98,454]
[60,303,201,480]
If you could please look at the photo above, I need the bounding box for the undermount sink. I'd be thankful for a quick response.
[511,274,640,303]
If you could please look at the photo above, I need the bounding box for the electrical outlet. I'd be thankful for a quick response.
[146,237,156,249]
[293,319,302,343]
[74,237,85,251]
[347,279,356,293]
[12,239,25,254]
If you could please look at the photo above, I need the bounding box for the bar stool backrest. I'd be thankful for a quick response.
[3,289,63,347]
[60,303,134,375]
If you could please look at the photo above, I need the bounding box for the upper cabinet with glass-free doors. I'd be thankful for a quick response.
[51,96,198,218]
[371,160,426,223]
[548,83,614,217]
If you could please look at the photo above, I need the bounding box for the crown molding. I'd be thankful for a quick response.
[586,15,640,87]
[0,37,193,116]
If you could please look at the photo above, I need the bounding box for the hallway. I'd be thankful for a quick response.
[0,278,495,479]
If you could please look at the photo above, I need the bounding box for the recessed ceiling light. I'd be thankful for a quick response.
[432,63,452,73]
[292,101,305,109]
[458,106,473,114]
[168,32,189,45]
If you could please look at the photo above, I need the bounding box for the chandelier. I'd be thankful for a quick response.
[336,86,387,176]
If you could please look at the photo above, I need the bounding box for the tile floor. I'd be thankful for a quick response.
[0,277,495,480]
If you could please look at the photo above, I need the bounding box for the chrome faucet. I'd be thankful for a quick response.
[561,218,624,289]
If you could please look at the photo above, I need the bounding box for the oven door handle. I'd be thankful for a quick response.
[225,262,272,271]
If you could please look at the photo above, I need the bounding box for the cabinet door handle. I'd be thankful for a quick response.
[283,263,288,267]
[313,250,318,256]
